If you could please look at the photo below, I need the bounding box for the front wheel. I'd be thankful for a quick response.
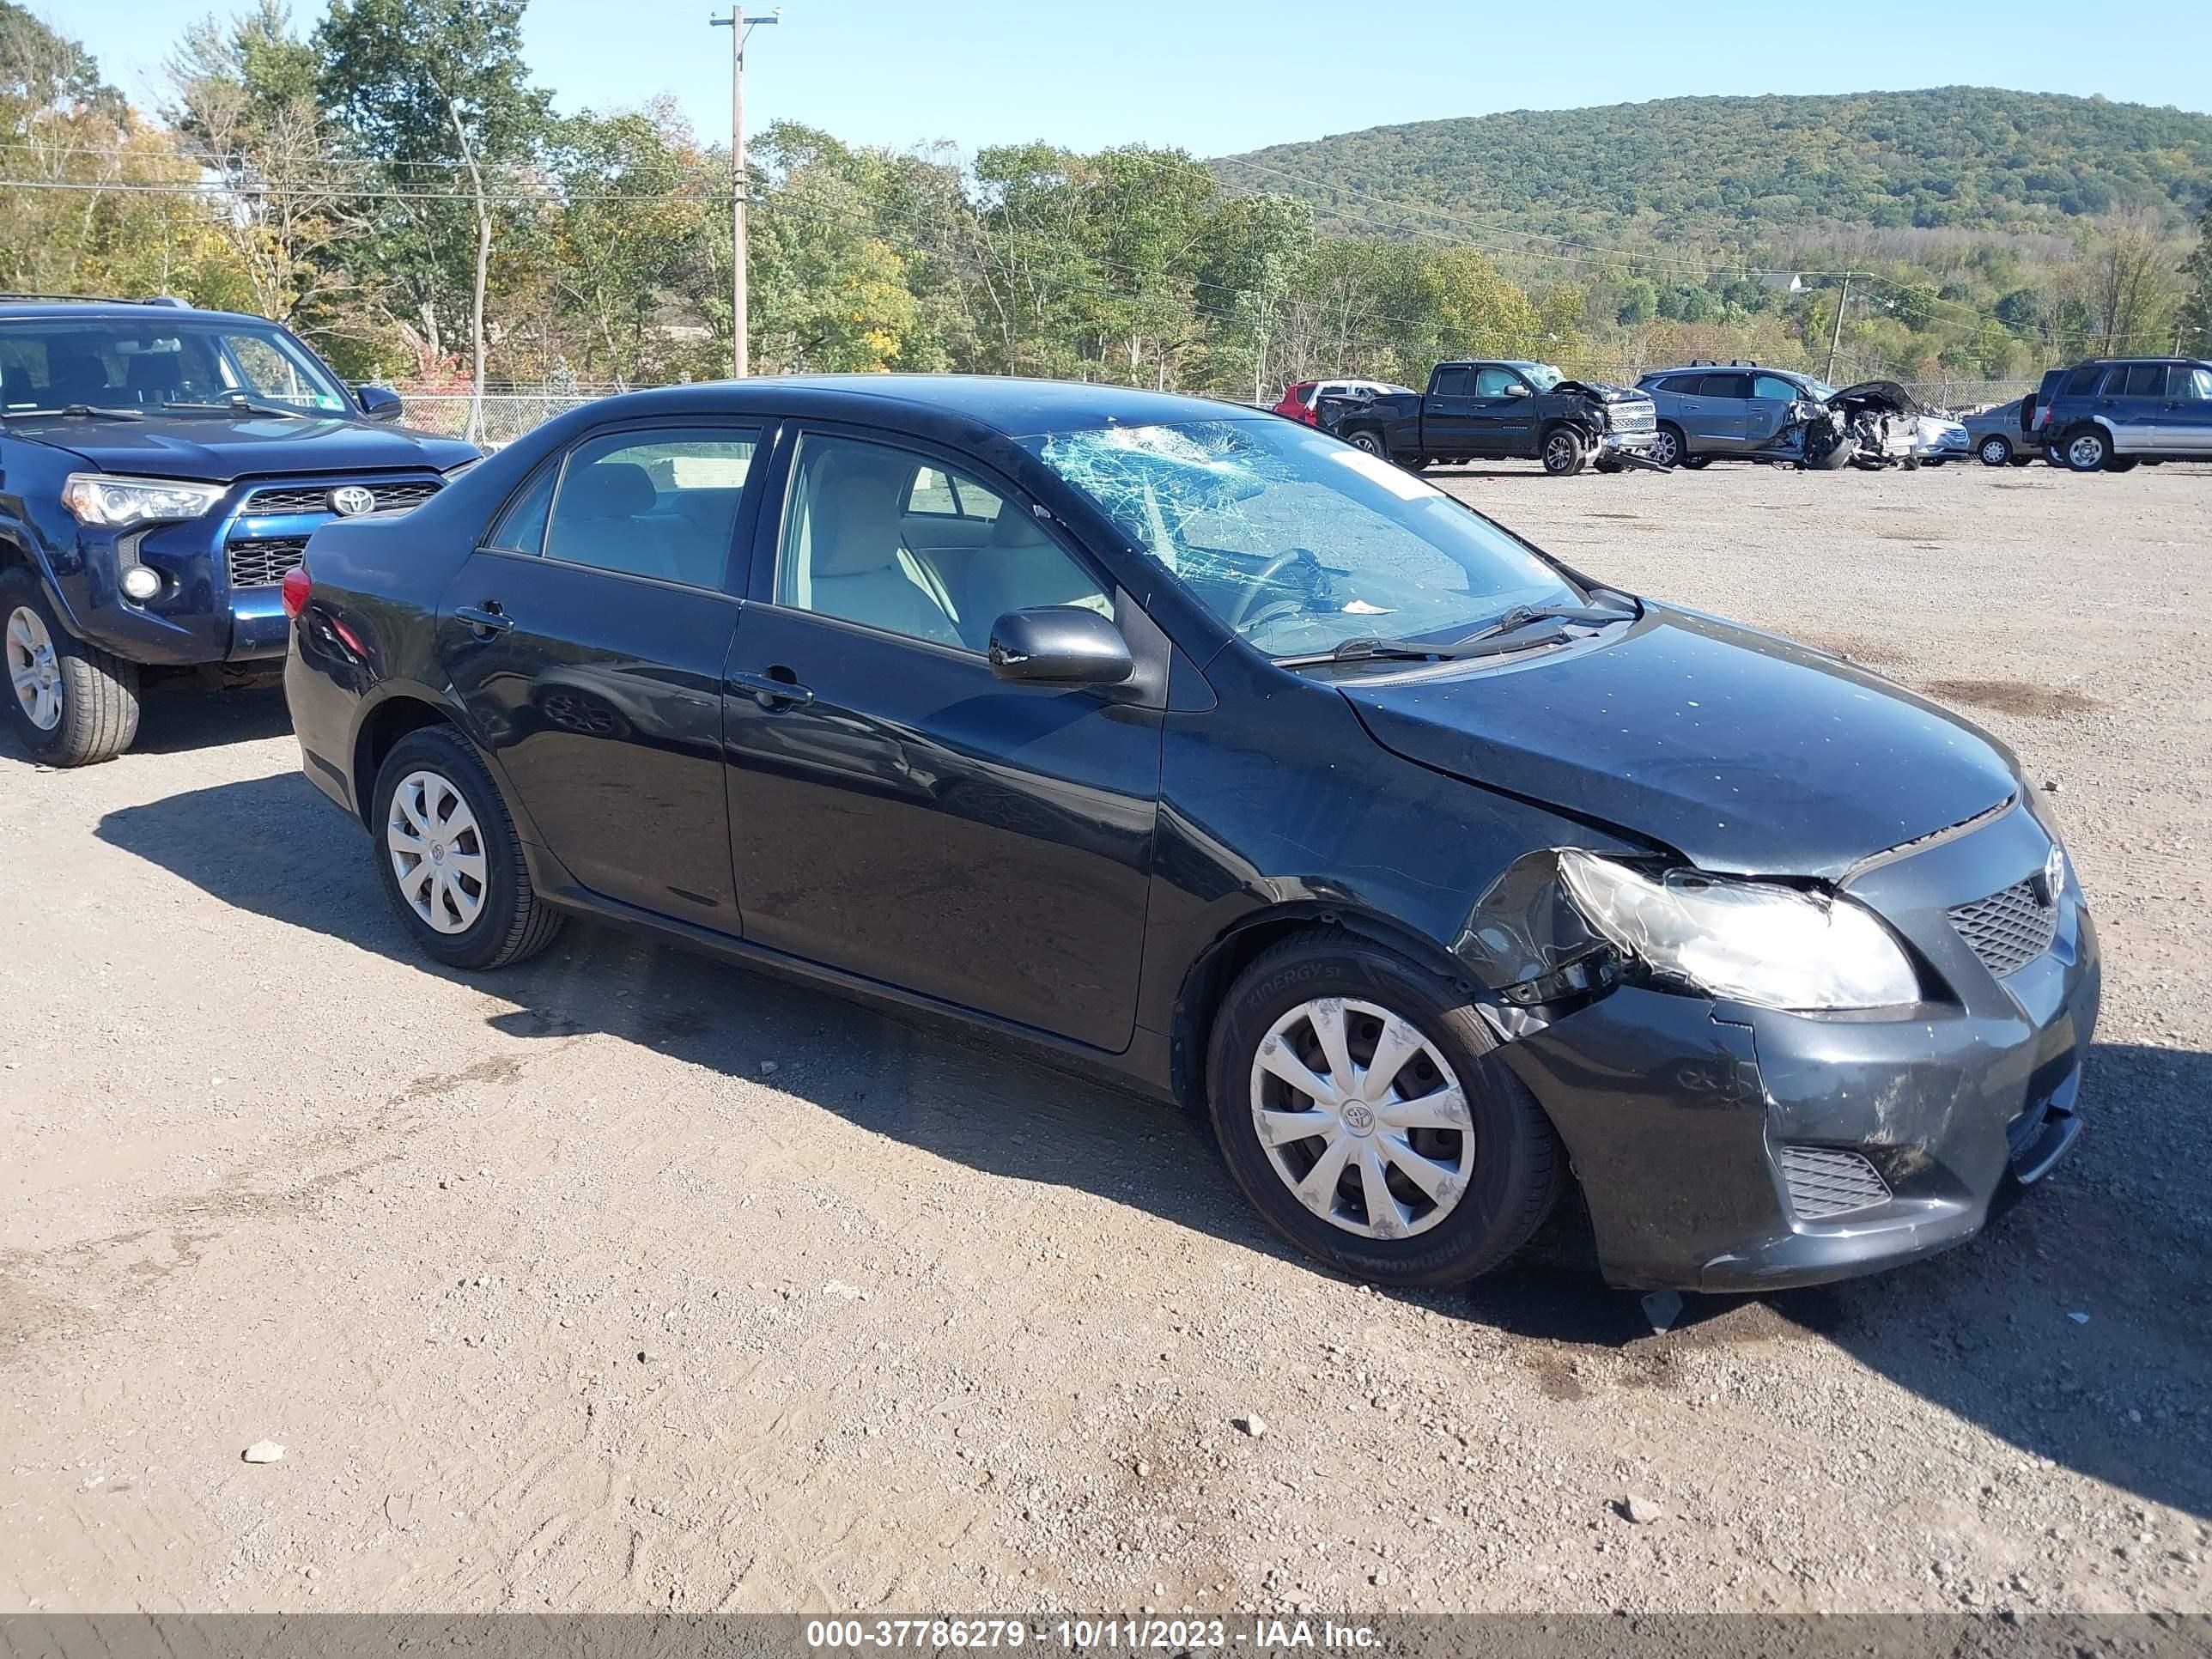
[1540,426,1589,477]
[1206,929,1563,1287]
[371,725,565,970]
[1,569,139,766]
[2063,427,2112,473]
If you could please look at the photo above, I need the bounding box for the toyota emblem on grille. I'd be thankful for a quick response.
[2037,843,2064,905]
[328,485,377,516]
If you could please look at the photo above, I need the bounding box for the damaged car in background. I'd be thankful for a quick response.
[1320,360,1663,475]
[286,376,2097,1296]
[1638,365,1929,471]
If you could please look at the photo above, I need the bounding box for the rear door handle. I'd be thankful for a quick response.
[454,604,513,636]
[726,668,813,709]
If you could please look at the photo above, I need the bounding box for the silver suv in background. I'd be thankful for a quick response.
[1635,364,1836,467]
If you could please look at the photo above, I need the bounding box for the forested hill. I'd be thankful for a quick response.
[1212,88,2212,245]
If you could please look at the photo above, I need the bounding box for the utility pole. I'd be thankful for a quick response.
[1824,271,1850,384]
[709,6,778,378]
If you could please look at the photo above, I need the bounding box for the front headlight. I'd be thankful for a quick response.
[61,473,227,528]
[1559,851,1919,1012]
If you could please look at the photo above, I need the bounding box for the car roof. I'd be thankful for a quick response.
[0,299,284,327]
[544,374,1259,440]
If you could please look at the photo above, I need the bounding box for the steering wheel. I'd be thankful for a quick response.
[1228,547,1325,635]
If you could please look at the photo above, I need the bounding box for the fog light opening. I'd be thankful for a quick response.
[119,565,163,603]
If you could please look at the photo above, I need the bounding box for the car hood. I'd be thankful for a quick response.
[1553,380,1648,404]
[10,412,477,481]
[1339,604,2018,880]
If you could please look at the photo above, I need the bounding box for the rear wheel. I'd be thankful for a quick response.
[1345,428,1387,459]
[371,725,564,970]
[1,568,138,766]
[2063,426,2112,472]
[1540,426,1589,477]
[1206,929,1563,1287]
[1978,434,2012,466]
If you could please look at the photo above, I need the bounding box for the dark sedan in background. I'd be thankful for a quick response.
[283,376,2097,1294]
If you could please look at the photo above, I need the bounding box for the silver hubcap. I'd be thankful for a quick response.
[386,769,489,934]
[2069,435,2103,469]
[1981,438,2008,465]
[1651,430,1677,465]
[6,605,62,732]
[1249,997,1474,1240]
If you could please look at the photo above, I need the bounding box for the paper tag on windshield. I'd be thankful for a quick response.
[1326,447,1439,502]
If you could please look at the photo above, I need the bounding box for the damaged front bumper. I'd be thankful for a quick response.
[1490,811,2100,1291]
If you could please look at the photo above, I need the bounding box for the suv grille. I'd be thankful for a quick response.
[1948,878,2057,978]
[1778,1146,1892,1220]
[228,536,310,587]
[243,479,441,515]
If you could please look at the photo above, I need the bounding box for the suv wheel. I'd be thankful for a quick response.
[371,725,564,969]
[1,569,139,766]
[2063,427,2112,473]
[1978,434,2012,466]
[1206,929,1563,1288]
[1540,427,1589,477]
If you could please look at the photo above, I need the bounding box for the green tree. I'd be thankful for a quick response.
[316,0,550,436]
[2176,207,2212,357]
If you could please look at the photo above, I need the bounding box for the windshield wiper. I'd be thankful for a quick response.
[161,396,312,419]
[5,403,146,421]
[1273,602,1635,671]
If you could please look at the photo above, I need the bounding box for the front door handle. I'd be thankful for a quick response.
[454,603,514,637]
[726,668,813,709]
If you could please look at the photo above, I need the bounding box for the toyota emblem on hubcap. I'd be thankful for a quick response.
[1340,1102,1376,1135]
[329,485,377,516]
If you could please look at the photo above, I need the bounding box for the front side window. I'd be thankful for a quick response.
[0,319,349,414]
[776,434,1106,653]
[542,427,757,587]
[1472,367,1527,398]
[1021,416,1581,659]
[2172,367,2212,402]
[1752,374,1802,400]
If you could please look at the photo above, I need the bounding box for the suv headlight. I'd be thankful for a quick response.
[62,473,226,528]
[1559,850,1919,1012]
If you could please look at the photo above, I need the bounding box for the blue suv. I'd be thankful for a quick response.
[1,295,477,763]
[2034,357,2212,473]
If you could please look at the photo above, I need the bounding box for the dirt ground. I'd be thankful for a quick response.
[3,457,2208,1617]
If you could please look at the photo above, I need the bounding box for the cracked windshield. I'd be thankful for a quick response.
[1022,417,1579,657]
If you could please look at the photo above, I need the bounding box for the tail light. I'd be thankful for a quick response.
[280,563,312,618]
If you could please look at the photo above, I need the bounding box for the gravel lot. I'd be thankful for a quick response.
[3,457,2208,1615]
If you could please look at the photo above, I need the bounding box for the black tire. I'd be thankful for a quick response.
[1345,428,1387,459]
[1206,927,1564,1289]
[1593,457,1626,474]
[1539,425,1588,477]
[2061,425,2111,473]
[1977,434,2013,467]
[2104,457,2140,473]
[1808,436,1857,471]
[1680,453,1714,470]
[370,724,564,970]
[0,567,139,766]
[1649,423,1686,469]
[2008,454,2033,467]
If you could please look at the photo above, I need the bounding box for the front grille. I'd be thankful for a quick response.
[1948,878,2057,977]
[228,536,310,587]
[243,478,441,516]
[1778,1146,1893,1220]
[1611,404,1656,432]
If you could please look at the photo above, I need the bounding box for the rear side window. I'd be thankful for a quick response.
[542,426,758,588]
[1431,367,1472,396]
[2121,363,2167,397]
[1698,373,1752,398]
[485,464,557,556]
[2065,364,2107,395]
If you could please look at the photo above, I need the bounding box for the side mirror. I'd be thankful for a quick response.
[356,384,404,422]
[988,606,1133,686]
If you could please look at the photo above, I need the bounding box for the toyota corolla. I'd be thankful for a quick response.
[283,377,2098,1292]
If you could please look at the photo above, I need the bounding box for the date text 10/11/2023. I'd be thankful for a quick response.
[803,1618,1381,1650]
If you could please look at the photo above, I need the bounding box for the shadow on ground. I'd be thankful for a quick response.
[97,768,2212,1522]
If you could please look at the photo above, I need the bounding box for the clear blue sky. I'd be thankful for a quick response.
[62,0,2212,156]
